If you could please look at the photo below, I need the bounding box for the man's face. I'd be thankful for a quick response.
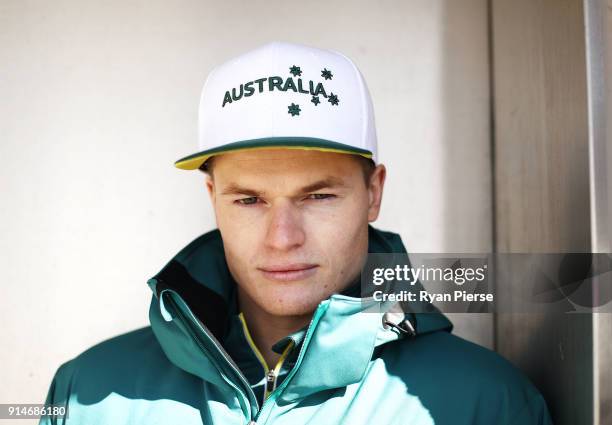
[206,149,385,317]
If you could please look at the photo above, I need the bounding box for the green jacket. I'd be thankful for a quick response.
[41,226,552,425]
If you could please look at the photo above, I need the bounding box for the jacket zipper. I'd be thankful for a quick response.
[264,344,294,400]
[263,343,294,400]
[265,370,275,395]
[253,301,329,424]
[238,313,296,406]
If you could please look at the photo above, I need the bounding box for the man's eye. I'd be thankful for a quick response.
[237,197,259,205]
[308,193,335,200]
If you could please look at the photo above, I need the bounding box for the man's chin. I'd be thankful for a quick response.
[243,275,335,316]
[256,289,326,317]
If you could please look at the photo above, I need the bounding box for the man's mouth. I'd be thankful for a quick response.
[257,263,319,282]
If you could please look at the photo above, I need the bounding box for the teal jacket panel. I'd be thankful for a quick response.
[40,226,553,425]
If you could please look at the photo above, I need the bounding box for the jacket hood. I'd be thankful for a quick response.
[145,225,452,411]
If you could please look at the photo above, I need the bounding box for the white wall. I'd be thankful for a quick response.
[0,0,491,413]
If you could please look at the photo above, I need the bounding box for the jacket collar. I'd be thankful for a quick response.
[146,225,453,401]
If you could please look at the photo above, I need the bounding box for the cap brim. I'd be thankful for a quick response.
[174,137,373,170]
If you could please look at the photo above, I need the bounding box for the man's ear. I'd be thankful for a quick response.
[205,176,216,206]
[367,164,386,222]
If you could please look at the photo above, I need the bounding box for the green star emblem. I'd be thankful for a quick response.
[289,65,302,77]
[321,68,333,80]
[328,93,339,106]
[311,95,320,106]
[288,103,301,116]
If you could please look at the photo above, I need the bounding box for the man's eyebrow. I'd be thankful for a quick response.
[300,176,348,193]
[220,184,263,196]
[219,177,347,196]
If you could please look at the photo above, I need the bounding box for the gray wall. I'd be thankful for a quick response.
[491,0,611,424]
[586,0,612,423]
[0,0,493,418]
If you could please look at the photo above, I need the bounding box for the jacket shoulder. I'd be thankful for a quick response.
[380,331,552,425]
[44,326,200,407]
[59,326,164,376]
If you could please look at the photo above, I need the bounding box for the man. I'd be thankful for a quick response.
[41,42,552,424]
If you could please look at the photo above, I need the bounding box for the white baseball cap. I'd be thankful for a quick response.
[174,41,378,170]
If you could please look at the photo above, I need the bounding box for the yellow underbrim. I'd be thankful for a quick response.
[174,138,374,170]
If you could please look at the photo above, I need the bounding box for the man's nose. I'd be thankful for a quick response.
[264,200,305,251]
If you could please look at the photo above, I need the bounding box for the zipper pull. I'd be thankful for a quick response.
[265,369,276,394]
